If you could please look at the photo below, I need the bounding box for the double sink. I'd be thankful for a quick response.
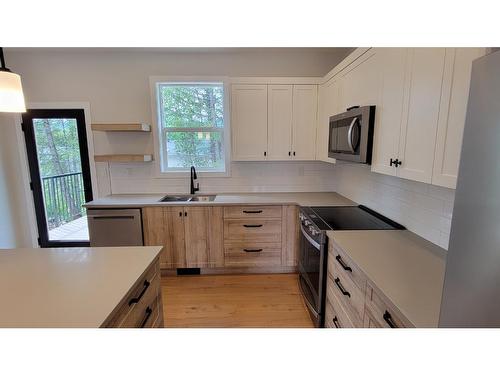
[159,194,217,203]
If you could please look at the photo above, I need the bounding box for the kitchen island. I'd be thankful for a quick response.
[0,246,163,328]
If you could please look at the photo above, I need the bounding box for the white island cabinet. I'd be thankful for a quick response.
[0,246,163,328]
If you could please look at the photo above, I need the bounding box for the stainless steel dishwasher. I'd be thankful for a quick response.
[87,209,143,247]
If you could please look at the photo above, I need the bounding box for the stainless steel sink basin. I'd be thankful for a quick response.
[189,195,216,202]
[159,194,216,203]
[159,195,192,202]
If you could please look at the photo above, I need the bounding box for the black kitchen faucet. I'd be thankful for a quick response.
[190,166,199,195]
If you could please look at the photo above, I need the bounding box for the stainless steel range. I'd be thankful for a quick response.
[298,205,405,327]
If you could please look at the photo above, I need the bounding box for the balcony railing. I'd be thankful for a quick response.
[41,172,85,230]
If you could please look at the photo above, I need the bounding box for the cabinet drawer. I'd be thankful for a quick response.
[119,271,160,328]
[325,292,355,328]
[138,296,161,329]
[328,241,366,291]
[105,260,159,327]
[327,264,364,326]
[364,282,413,328]
[224,219,282,242]
[224,243,282,267]
[224,206,282,219]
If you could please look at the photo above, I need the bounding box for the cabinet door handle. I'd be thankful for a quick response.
[335,255,352,272]
[140,306,153,328]
[334,277,351,298]
[128,280,151,306]
[264,151,267,156]
[184,211,187,217]
[243,224,263,228]
[390,158,402,167]
[293,151,296,156]
[332,316,341,328]
[243,248,263,253]
[243,210,263,214]
[383,310,397,328]
[179,211,182,217]
[289,151,291,156]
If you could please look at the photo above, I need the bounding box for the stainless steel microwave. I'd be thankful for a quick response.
[328,105,375,164]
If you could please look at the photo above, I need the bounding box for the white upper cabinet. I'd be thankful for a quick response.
[292,85,318,160]
[231,83,319,162]
[231,84,268,161]
[432,48,486,188]
[267,85,293,160]
[339,50,379,111]
[316,78,341,163]
[370,48,408,176]
[396,48,447,183]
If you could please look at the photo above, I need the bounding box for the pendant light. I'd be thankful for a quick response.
[0,47,26,113]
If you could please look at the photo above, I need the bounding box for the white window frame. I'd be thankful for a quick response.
[149,76,231,178]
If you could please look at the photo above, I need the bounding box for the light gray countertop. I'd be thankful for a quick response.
[0,246,162,327]
[327,230,447,327]
[84,192,356,208]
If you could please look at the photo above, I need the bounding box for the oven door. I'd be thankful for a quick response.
[298,224,324,325]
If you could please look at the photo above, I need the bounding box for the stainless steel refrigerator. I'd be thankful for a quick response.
[439,49,500,327]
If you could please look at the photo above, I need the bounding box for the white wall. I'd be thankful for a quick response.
[333,163,455,249]
[6,48,352,196]
[0,114,35,248]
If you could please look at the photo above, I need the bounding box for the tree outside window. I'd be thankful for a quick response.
[157,82,226,172]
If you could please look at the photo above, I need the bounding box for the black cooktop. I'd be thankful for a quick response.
[306,205,405,231]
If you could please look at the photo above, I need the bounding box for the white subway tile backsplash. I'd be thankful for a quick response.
[105,161,338,195]
[334,164,454,249]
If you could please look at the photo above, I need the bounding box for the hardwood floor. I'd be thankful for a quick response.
[161,273,314,328]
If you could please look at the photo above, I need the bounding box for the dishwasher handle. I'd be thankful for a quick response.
[91,215,136,220]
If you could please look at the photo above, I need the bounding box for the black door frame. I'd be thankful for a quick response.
[21,108,93,247]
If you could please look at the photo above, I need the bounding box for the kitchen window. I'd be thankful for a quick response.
[153,80,229,175]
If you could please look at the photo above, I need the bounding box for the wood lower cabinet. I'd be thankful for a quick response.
[142,206,223,269]
[281,205,299,267]
[143,206,185,269]
[325,239,414,328]
[104,256,164,328]
[184,207,210,267]
[143,204,299,271]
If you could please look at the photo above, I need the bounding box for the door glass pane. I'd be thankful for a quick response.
[32,118,89,241]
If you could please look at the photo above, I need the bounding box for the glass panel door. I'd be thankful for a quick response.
[22,109,93,247]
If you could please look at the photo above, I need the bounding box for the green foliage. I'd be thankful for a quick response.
[33,118,82,177]
[33,118,85,229]
[159,84,225,169]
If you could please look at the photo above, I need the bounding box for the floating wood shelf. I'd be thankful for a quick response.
[91,123,151,132]
[94,154,153,163]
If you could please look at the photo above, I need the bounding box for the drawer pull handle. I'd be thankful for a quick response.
[383,310,397,328]
[243,248,263,253]
[128,280,151,306]
[334,277,351,298]
[335,255,352,272]
[243,224,263,228]
[332,316,341,328]
[140,306,153,328]
[243,210,263,214]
